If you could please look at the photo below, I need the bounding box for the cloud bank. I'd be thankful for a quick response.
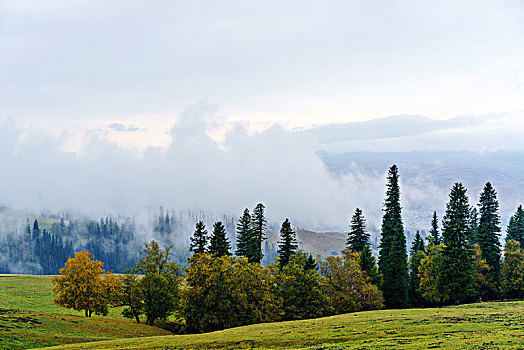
[0,103,387,231]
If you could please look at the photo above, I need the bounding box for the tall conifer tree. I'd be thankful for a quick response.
[476,182,501,299]
[189,221,208,254]
[347,208,370,252]
[209,221,231,257]
[439,183,475,304]
[235,209,252,258]
[250,203,267,264]
[378,165,409,308]
[360,244,381,286]
[429,211,441,245]
[277,218,298,268]
[506,205,524,247]
[410,231,425,256]
[469,207,479,244]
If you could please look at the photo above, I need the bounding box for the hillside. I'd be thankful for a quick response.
[40,301,524,349]
[265,229,348,258]
[0,275,171,350]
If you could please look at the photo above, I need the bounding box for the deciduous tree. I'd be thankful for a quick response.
[52,251,119,317]
[276,251,328,320]
[501,239,524,299]
[319,251,383,314]
[184,254,279,333]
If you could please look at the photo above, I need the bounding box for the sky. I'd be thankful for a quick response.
[1,1,523,228]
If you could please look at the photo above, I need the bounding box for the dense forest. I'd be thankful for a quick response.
[0,209,241,274]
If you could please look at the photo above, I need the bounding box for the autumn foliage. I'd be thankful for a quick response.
[52,251,120,317]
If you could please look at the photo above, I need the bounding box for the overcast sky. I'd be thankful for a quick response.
[1,1,523,226]
[1,1,523,137]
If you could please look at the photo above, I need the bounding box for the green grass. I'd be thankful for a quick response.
[40,301,524,350]
[3,274,524,349]
[0,275,129,320]
[0,275,170,349]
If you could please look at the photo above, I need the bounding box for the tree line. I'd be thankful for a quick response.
[51,164,524,334]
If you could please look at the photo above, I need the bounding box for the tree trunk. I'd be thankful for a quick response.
[134,312,140,324]
[146,317,154,326]
[85,309,88,317]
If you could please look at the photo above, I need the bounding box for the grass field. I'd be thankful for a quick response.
[0,275,171,350]
[2,274,524,349]
[38,301,524,350]
[0,275,128,320]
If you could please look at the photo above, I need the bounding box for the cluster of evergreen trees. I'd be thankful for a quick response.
[0,216,138,274]
[371,166,524,307]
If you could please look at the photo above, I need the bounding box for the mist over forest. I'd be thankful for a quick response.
[0,110,523,274]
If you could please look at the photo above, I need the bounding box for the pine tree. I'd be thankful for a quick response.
[506,205,524,247]
[439,183,475,304]
[347,208,370,252]
[189,221,208,254]
[250,203,267,264]
[235,209,252,258]
[476,182,501,299]
[410,231,425,256]
[277,218,298,268]
[209,221,231,257]
[429,211,441,245]
[378,165,409,309]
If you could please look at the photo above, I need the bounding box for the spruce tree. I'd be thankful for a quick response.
[304,253,318,271]
[33,219,40,238]
[439,183,475,304]
[429,211,441,245]
[378,165,409,309]
[469,207,479,244]
[209,221,231,257]
[410,231,425,256]
[235,209,252,258]
[408,230,426,307]
[506,205,524,247]
[250,203,267,264]
[347,208,370,252]
[189,221,208,254]
[277,218,298,268]
[476,182,501,299]
[360,244,381,286]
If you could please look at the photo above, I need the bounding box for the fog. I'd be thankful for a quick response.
[0,104,391,232]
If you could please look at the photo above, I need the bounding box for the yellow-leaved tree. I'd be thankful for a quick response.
[52,251,120,317]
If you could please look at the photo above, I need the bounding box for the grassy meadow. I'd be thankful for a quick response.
[1,274,524,349]
[0,275,170,350]
[40,301,524,350]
